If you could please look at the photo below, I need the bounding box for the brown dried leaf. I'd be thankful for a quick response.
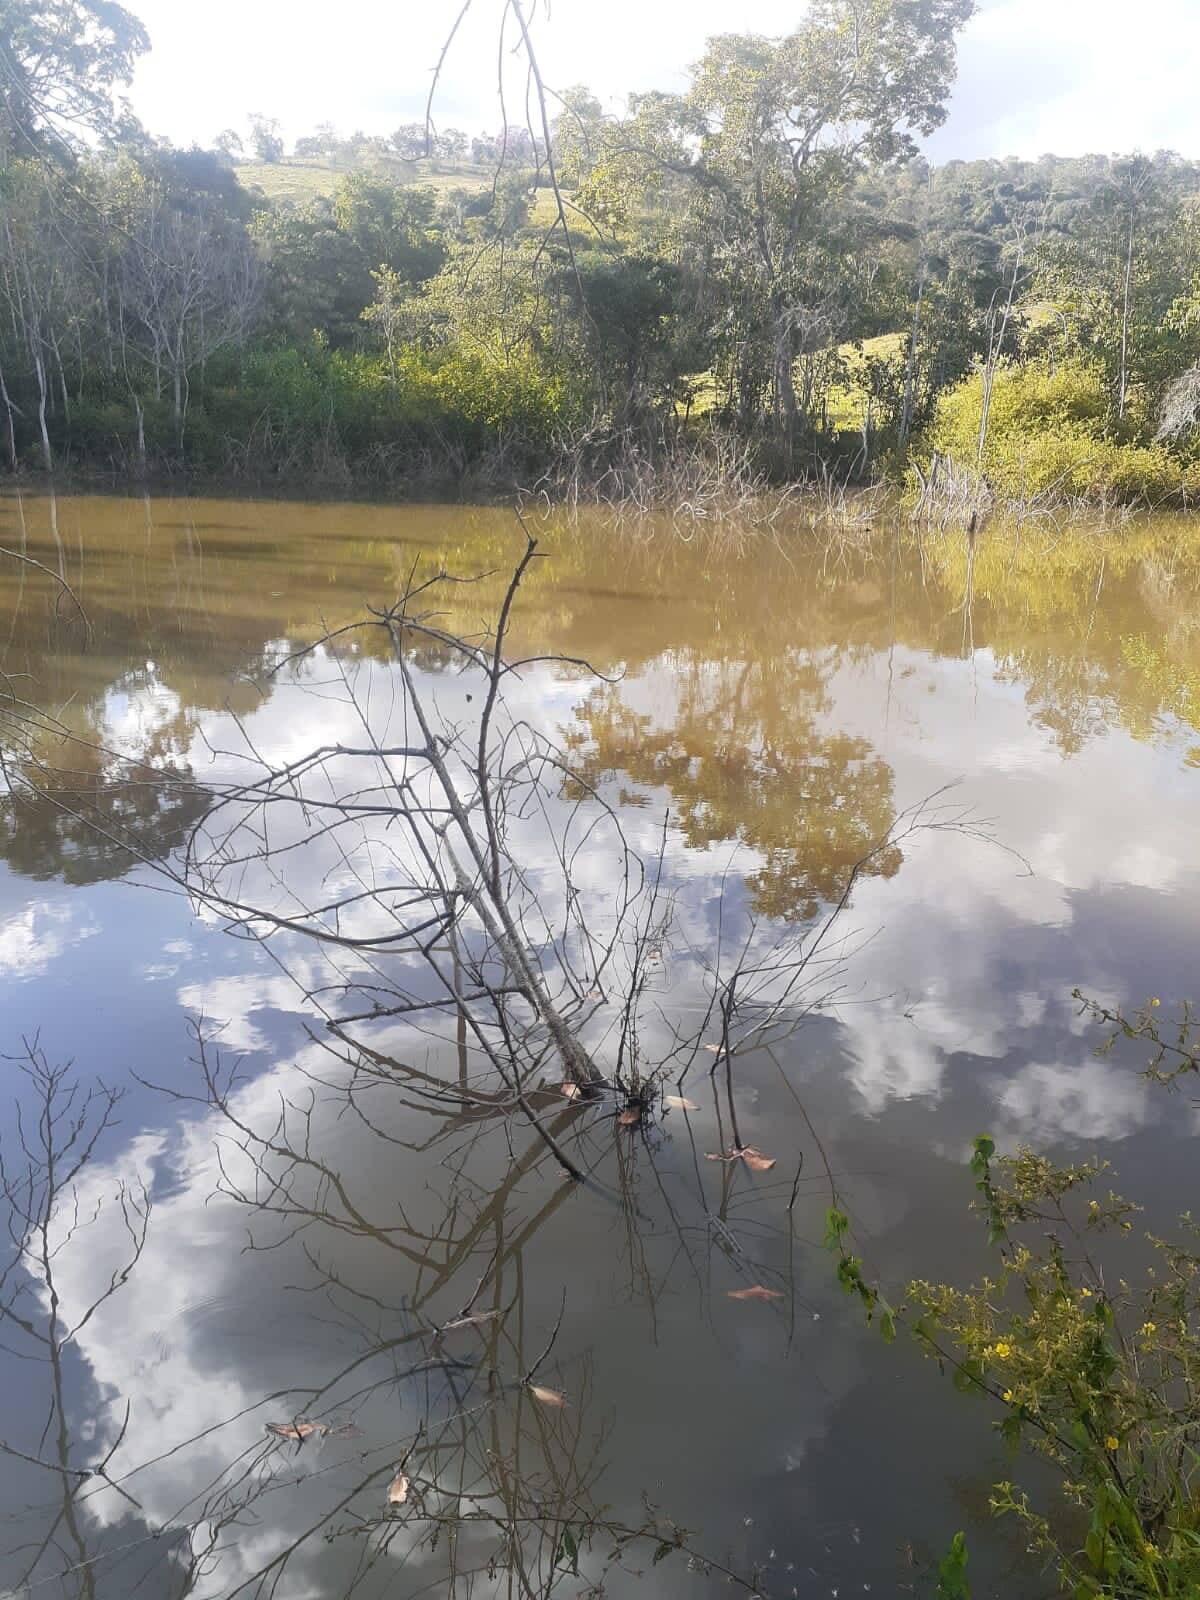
[559,1082,583,1100]
[739,1148,777,1173]
[266,1420,328,1442]
[727,1286,783,1303]
[617,1105,642,1127]
[585,989,603,1000]
[528,1384,566,1408]
[664,1096,699,1111]
[387,1472,410,1506]
[705,1151,738,1163]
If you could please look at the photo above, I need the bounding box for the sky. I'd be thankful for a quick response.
[123,0,1200,163]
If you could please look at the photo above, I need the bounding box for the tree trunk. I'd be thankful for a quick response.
[898,266,926,452]
[132,392,147,476]
[773,304,798,465]
[1118,200,1136,422]
[172,364,183,447]
[0,356,18,471]
[33,351,52,472]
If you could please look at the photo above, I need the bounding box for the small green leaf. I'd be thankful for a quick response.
[936,1530,970,1599]
[969,1135,995,1175]
[952,1359,984,1395]
[557,1526,579,1576]
[823,1207,849,1249]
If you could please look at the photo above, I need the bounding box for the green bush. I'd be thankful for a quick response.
[925,360,1200,505]
[37,339,579,483]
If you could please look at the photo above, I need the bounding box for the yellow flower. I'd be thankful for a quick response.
[1144,1543,1159,1560]
[1141,1321,1157,1336]
[1105,1435,1119,1451]
[1079,1287,1093,1298]
[1003,1390,1014,1403]
[1149,998,1161,1008]
[993,1341,1012,1359]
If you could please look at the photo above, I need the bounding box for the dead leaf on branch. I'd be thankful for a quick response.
[528,1384,566,1408]
[702,1042,723,1054]
[387,1472,410,1506]
[704,1146,777,1172]
[617,1105,642,1127]
[559,1082,583,1100]
[664,1095,699,1111]
[265,1420,328,1442]
[740,1148,777,1172]
[727,1286,783,1303]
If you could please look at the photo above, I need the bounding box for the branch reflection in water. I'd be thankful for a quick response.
[0,520,1010,1600]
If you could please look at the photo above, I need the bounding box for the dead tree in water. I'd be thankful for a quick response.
[183,532,638,1174]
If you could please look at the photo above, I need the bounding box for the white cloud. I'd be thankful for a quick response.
[997,1059,1152,1143]
[0,900,98,980]
[932,0,1200,160]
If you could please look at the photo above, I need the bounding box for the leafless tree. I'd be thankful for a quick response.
[1157,365,1200,445]
[117,186,259,443]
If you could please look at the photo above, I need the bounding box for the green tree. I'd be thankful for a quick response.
[0,0,148,153]
[1037,158,1200,430]
[247,112,283,164]
[583,0,975,457]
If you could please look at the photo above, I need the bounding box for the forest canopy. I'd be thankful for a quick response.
[3,0,1200,501]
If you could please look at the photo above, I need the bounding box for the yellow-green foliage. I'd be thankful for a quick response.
[908,1133,1200,1598]
[1121,635,1200,730]
[927,359,1200,504]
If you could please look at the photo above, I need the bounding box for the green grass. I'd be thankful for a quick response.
[237,158,504,207]
[235,159,582,233]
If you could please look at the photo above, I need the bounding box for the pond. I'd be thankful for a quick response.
[0,489,1198,1600]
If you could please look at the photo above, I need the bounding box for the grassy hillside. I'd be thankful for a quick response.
[237,158,495,206]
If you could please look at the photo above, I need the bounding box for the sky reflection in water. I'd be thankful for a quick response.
[0,491,1198,1599]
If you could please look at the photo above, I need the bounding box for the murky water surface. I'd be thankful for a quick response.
[1,491,1199,1599]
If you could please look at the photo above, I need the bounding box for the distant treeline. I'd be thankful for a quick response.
[4,0,1200,501]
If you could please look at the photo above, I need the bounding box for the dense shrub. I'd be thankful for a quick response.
[926,360,1200,504]
[35,340,581,487]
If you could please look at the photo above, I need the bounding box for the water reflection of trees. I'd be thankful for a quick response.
[0,692,213,885]
[567,662,901,922]
[0,524,1044,1599]
[4,494,1200,900]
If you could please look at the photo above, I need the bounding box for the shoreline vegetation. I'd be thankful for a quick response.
[5,13,1200,520]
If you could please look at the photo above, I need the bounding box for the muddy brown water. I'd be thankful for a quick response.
[1,489,1199,1599]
